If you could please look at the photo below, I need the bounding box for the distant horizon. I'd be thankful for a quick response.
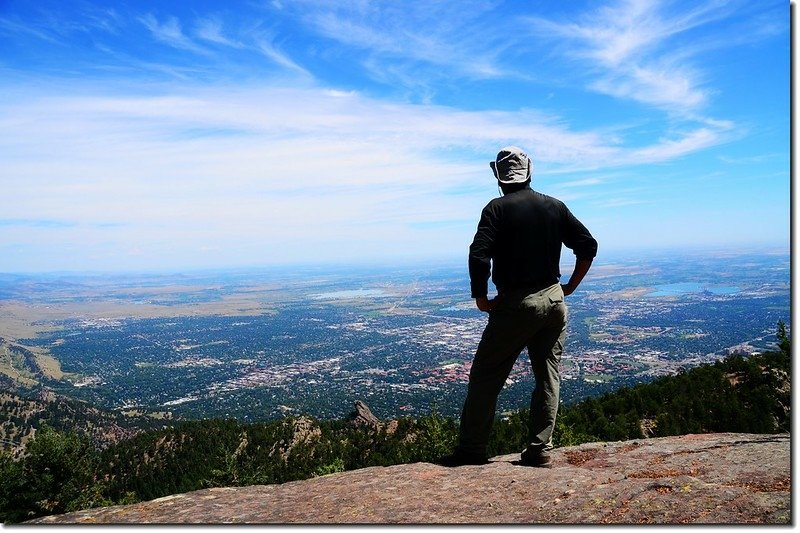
[0,242,789,278]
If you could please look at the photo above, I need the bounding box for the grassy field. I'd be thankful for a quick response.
[33,350,65,380]
[0,344,38,386]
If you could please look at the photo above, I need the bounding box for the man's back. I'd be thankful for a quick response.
[469,187,597,298]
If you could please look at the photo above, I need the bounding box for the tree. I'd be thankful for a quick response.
[0,449,27,523]
[1,425,109,523]
[411,408,458,462]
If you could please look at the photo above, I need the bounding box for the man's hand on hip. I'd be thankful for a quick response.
[561,258,593,297]
[475,296,499,313]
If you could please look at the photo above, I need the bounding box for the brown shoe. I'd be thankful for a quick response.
[519,448,552,468]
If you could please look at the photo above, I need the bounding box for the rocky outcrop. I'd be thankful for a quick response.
[347,400,382,429]
[269,416,321,461]
[346,400,398,434]
[29,432,790,525]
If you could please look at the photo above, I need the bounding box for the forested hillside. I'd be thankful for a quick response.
[0,325,790,523]
[0,389,167,460]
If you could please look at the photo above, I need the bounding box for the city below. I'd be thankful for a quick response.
[0,247,789,422]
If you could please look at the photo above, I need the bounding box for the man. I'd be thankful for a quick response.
[440,146,597,468]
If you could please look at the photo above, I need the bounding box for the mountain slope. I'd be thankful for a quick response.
[0,389,163,458]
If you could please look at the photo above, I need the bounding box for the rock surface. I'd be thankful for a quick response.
[347,400,382,429]
[30,432,790,525]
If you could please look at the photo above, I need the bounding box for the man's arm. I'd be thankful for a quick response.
[560,202,597,297]
[561,258,592,296]
[469,204,498,311]
[475,295,498,312]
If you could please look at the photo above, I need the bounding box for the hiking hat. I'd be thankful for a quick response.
[490,146,532,184]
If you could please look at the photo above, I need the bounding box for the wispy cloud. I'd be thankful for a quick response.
[80,7,123,35]
[281,1,514,83]
[558,178,604,188]
[139,14,209,55]
[254,38,311,77]
[136,12,311,79]
[0,15,62,43]
[589,62,708,110]
[525,0,746,112]
[718,153,786,165]
[628,127,730,162]
[194,17,243,48]
[0,81,736,245]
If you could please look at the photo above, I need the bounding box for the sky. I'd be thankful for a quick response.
[0,0,790,273]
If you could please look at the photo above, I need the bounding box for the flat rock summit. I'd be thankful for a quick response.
[31,432,790,525]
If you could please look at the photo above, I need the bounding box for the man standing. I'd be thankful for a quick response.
[440,146,597,468]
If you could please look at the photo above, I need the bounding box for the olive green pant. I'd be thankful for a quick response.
[457,283,567,456]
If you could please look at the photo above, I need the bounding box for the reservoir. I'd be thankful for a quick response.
[312,288,390,300]
[647,282,740,297]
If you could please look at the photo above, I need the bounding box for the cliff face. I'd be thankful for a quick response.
[30,432,790,525]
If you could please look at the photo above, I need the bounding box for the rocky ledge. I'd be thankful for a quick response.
[30,432,790,525]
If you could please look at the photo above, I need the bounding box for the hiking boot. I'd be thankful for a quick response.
[438,450,489,467]
[519,448,552,468]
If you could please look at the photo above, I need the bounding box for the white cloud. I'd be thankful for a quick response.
[558,178,604,188]
[138,13,312,79]
[287,1,514,82]
[139,13,218,58]
[526,0,746,112]
[628,127,727,162]
[590,62,708,110]
[0,15,62,43]
[254,38,312,77]
[0,82,734,254]
[194,17,243,48]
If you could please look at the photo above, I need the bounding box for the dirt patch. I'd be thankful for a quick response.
[628,467,702,479]
[565,448,600,466]
[730,477,790,493]
[651,484,674,494]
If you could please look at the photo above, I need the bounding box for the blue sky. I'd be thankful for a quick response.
[0,0,789,272]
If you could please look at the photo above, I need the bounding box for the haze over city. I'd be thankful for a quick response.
[0,0,789,272]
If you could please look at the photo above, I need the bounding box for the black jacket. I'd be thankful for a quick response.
[468,187,597,298]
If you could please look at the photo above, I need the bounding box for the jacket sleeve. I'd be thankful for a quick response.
[468,203,498,298]
[561,205,598,260]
